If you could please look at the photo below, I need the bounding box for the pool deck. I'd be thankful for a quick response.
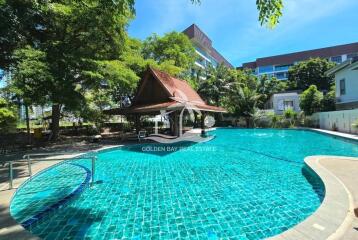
[270,155,358,240]
[310,128,358,141]
[0,160,59,240]
[0,129,358,240]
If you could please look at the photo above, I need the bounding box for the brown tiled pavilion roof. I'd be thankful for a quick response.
[104,68,227,115]
[150,68,205,104]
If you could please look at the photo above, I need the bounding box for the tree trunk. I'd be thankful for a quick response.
[51,104,61,141]
[25,104,31,145]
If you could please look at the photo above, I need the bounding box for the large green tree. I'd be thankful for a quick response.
[197,64,234,106]
[321,85,336,112]
[288,58,336,91]
[0,97,17,133]
[225,86,261,128]
[77,35,187,124]
[8,46,52,142]
[257,75,287,107]
[142,32,196,76]
[300,85,323,115]
[223,70,262,127]
[0,0,135,139]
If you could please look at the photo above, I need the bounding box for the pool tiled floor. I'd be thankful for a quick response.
[9,129,358,239]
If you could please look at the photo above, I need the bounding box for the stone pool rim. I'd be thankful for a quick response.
[269,155,357,240]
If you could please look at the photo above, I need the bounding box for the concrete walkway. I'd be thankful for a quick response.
[0,160,60,240]
[270,156,358,240]
[321,157,358,239]
[312,128,358,141]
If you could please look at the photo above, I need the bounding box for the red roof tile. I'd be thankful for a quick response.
[104,68,227,115]
[151,68,205,104]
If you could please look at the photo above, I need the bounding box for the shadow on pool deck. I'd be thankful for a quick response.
[0,140,122,187]
[0,161,30,185]
[0,196,40,240]
[0,204,106,240]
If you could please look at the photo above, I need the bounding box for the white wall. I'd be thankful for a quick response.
[271,93,301,115]
[312,109,358,134]
[335,64,358,103]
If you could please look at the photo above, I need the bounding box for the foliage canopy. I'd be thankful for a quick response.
[288,58,336,91]
[0,97,17,133]
[299,85,323,115]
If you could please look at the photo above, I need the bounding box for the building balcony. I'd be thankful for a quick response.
[195,61,206,69]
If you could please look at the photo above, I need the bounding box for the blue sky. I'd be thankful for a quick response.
[128,0,358,67]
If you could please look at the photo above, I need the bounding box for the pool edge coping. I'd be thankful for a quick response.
[269,155,357,240]
[308,128,358,142]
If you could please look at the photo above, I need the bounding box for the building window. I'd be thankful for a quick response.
[275,72,288,80]
[258,65,274,73]
[347,53,358,59]
[340,79,346,95]
[195,47,209,59]
[274,64,292,71]
[284,100,294,110]
[331,55,342,63]
[210,58,218,67]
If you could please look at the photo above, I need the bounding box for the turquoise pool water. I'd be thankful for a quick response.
[10,129,358,240]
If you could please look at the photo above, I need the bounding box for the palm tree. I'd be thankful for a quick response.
[197,64,232,106]
[225,82,262,128]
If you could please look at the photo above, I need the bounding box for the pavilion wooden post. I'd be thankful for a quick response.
[194,112,198,128]
[200,112,206,137]
[135,114,140,134]
[173,111,179,137]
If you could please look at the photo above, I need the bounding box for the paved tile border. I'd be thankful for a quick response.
[309,128,358,142]
[269,155,357,240]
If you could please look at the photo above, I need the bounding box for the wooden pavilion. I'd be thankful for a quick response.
[104,68,226,136]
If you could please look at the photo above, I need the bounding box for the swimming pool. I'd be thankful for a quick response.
[10,129,358,240]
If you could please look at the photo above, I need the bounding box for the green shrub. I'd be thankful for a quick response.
[0,98,18,133]
[253,110,273,128]
[300,85,323,115]
[283,108,298,128]
[270,114,281,128]
[321,86,336,111]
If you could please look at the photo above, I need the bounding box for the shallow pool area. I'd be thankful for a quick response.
[10,129,358,240]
